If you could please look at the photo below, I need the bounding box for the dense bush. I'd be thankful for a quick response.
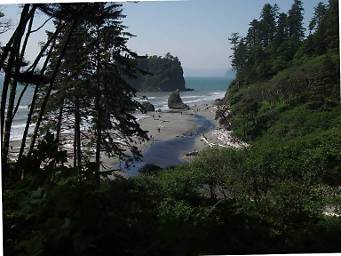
[4,134,341,255]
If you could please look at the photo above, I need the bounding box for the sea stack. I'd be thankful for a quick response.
[141,101,155,113]
[168,89,190,110]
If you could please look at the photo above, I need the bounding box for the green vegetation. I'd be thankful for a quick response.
[129,53,187,91]
[4,138,341,255]
[1,1,340,255]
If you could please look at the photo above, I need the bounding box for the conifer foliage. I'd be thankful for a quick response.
[0,3,148,181]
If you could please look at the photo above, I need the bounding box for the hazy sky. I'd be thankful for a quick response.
[0,0,327,77]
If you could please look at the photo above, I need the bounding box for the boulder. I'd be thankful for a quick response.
[214,98,224,106]
[141,101,155,113]
[168,89,190,110]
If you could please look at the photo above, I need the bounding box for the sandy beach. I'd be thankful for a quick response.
[9,102,246,175]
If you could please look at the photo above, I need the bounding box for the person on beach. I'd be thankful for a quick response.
[157,127,161,133]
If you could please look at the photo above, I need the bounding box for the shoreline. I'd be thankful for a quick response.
[9,102,247,176]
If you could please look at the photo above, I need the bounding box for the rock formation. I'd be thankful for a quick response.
[168,89,190,110]
[141,101,155,113]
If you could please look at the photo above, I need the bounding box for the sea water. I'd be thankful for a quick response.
[136,77,231,113]
[3,76,232,140]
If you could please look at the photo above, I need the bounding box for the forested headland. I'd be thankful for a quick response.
[129,53,187,91]
[1,1,340,255]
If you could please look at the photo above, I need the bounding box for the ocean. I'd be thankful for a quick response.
[136,77,231,112]
[4,76,232,140]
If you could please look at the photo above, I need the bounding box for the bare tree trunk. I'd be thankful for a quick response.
[18,84,37,161]
[2,5,32,169]
[28,21,77,156]
[75,95,82,167]
[0,4,33,71]
[73,126,77,168]
[11,83,28,120]
[94,31,101,185]
[1,60,15,142]
[1,5,33,136]
[18,27,60,161]
[26,22,64,72]
[55,104,63,145]
[95,89,102,185]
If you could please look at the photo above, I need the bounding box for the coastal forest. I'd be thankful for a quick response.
[1,1,341,255]
[129,53,187,92]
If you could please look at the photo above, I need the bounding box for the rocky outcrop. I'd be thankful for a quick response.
[168,89,190,110]
[141,101,155,113]
[129,53,186,92]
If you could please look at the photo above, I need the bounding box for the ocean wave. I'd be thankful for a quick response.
[183,99,204,104]
[12,123,34,129]
[181,95,206,99]
[135,113,150,121]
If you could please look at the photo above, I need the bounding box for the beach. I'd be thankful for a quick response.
[9,102,248,176]
[8,76,237,175]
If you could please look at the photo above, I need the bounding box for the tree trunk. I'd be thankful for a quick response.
[11,83,28,120]
[2,5,32,169]
[75,95,82,167]
[94,30,101,185]
[18,26,60,161]
[55,104,63,146]
[95,90,101,185]
[73,126,77,168]
[28,21,77,156]
[18,84,37,161]
[27,22,64,72]
[0,4,33,71]
[8,6,36,122]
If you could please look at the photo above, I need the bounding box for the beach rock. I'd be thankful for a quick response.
[139,164,162,175]
[141,101,155,113]
[168,89,190,110]
[214,98,224,106]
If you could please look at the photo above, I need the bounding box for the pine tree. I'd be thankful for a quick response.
[259,4,278,47]
[287,0,305,56]
[309,2,327,33]
[27,3,148,183]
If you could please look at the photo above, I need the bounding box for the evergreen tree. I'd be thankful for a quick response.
[259,4,278,47]
[309,2,327,33]
[274,13,289,48]
[30,3,148,183]
[287,0,305,56]
[229,33,247,81]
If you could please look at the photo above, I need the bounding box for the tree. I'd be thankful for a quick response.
[85,3,148,183]
[287,0,305,55]
[259,4,278,47]
[26,3,148,184]
[274,13,289,47]
[309,2,327,33]
[1,5,35,171]
[229,33,248,80]
[129,53,186,91]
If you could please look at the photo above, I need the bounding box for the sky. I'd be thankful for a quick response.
[0,0,328,77]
